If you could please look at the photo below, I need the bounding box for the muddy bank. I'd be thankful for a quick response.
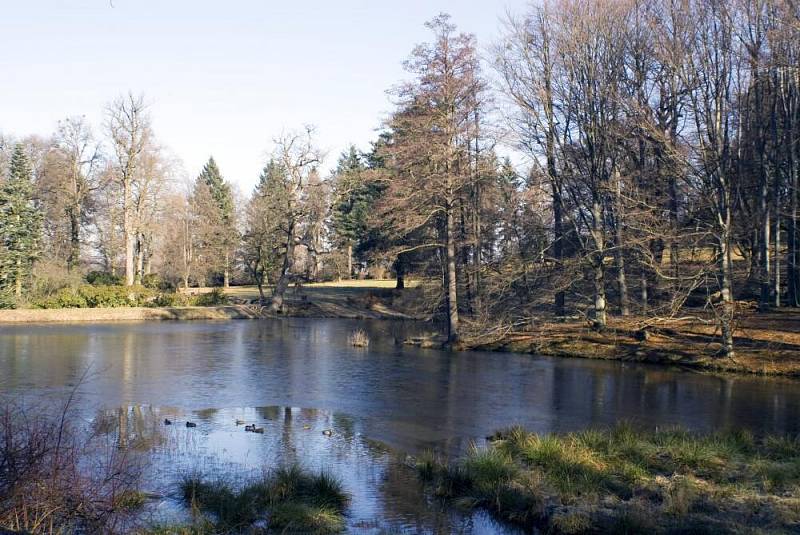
[0,305,263,323]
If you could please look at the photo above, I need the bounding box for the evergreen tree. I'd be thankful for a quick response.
[331,145,385,278]
[199,156,234,223]
[193,157,236,286]
[241,159,289,301]
[0,144,42,303]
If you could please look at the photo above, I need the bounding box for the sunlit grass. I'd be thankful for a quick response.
[414,424,800,532]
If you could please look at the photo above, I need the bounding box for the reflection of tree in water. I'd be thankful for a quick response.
[256,406,280,420]
[95,405,168,451]
[195,407,218,422]
[333,413,355,438]
[375,455,479,534]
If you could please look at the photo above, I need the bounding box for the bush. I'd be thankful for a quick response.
[142,273,174,291]
[0,399,143,533]
[85,271,123,286]
[150,292,189,307]
[30,262,83,300]
[190,288,227,306]
[33,285,157,309]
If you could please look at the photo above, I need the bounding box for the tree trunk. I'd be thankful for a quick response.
[223,251,230,288]
[719,234,735,358]
[14,258,21,298]
[347,244,353,279]
[123,181,135,286]
[552,183,565,316]
[445,204,460,345]
[68,207,80,271]
[640,271,648,313]
[134,234,144,285]
[614,168,629,316]
[759,171,771,311]
[591,198,606,329]
[395,255,405,290]
[270,225,295,314]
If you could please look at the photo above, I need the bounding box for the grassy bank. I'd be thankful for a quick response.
[0,305,262,323]
[414,424,800,533]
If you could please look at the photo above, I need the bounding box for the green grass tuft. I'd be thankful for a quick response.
[176,465,349,533]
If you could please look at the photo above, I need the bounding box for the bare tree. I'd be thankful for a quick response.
[266,127,322,313]
[106,93,150,286]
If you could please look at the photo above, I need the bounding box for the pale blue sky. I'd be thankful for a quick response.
[0,0,526,192]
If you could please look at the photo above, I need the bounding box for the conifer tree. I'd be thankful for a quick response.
[331,146,371,278]
[0,144,42,302]
[194,157,236,286]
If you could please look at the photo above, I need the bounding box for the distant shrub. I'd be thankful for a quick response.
[85,271,123,286]
[190,288,227,306]
[30,262,83,300]
[150,292,189,307]
[33,285,156,309]
[142,273,174,291]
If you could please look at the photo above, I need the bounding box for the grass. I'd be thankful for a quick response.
[347,328,370,347]
[176,464,349,533]
[415,424,800,533]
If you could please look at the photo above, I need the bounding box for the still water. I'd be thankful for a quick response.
[2,319,800,532]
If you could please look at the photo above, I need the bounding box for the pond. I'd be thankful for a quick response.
[2,318,800,533]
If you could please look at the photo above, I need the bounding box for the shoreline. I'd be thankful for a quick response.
[0,305,264,323]
[3,302,800,379]
[465,315,800,378]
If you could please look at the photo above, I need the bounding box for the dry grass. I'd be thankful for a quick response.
[347,328,370,347]
[474,309,800,376]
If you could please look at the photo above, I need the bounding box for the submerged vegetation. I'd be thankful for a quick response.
[415,424,800,533]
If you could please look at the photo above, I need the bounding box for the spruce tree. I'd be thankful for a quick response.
[0,144,42,302]
[331,146,382,277]
[194,156,236,286]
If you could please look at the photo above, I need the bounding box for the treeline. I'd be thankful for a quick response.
[1,0,799,357]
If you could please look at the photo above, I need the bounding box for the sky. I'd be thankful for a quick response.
[0,0,527,193]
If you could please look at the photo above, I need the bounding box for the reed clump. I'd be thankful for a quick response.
[347,328,370,347]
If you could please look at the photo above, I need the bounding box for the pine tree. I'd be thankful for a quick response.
[0,144,42,303]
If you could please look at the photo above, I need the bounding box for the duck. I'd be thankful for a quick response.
[186,421,197,428]
[322,429,333,437]
[303,424,311,430]
[235,419,246,426]
[163,418,172,426]
[245,424,264,434]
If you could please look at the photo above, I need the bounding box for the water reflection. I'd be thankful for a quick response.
[96,404,513,534]
[2,319,800,456]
